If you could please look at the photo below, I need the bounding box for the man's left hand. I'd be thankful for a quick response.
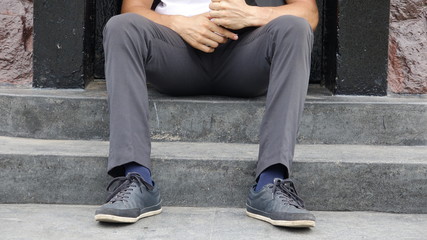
[209,0,256,30]
[209,0,319,31]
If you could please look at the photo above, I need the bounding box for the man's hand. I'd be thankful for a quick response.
[209,0,257,30]
[121,0,238,53]
[170,13,238,53]
[122,0,317,51]
[209,0,319,31]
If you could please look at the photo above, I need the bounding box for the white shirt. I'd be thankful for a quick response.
[155,0,211,16]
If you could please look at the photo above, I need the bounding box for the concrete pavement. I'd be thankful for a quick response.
[1,204,426,240]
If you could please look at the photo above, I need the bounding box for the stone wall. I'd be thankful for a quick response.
[388,0,427,94]
[0,0,33,88]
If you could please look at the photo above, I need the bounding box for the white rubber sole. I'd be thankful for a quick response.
[246,210,315,228]
[95,208,162,223]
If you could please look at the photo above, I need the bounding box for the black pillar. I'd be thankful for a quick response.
[333,0,390,96]
[94,0,122,78]
[33,0,95,88]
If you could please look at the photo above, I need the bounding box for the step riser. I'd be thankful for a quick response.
[1,154,425,213]
[1,95,426,145]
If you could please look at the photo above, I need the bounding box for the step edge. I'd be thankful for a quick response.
[1,136,426,164]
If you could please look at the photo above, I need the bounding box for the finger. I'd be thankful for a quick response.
[192,28,222,47]
[203,19,230,43]
[194,24,225,45]
[209,10,222,18]
[200,34,221,48]
[204,22,231,43]
[211,23,238,40]
[196,43,215,53]
[183,36,215,53]
[209,2,221,11]
[206,30,228,44]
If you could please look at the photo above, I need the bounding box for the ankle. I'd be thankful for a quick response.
[124,162,153,186]
[255,164,287,192]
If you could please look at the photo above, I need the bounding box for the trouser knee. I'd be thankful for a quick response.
[103,13,154,43]
[265,15,314,46]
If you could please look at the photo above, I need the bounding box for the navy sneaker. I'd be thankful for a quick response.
[246,178,315,227]
[95,173,162,223]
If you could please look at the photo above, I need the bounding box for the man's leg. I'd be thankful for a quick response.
[96,13,211,223]
[212,15,315,227]
[104,13,211,178]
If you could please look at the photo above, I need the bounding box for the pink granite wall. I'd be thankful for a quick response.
[388,0,427,94]
[0,0,33,88]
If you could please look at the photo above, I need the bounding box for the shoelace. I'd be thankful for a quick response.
[105,173,153,203]
[272,178,305,209]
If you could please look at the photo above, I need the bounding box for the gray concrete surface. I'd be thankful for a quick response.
[1,136,426,213]
[0,204,426,240]
[0,83,426,145]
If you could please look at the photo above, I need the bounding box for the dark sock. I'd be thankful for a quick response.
[255,164,287,192]
[124,162,153,186]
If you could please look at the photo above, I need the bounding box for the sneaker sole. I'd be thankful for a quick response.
[246,210,315,228]
[95,208,162,223]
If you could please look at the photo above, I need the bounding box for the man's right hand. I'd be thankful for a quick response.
[169,13,239,53]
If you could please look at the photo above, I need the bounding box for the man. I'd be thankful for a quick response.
[95,0,318,228]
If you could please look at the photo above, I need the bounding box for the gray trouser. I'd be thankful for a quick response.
[103,13,313,178]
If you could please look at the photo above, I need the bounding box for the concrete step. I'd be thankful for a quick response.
[0,83,426,145]
[1,204,426,240]
[1,136,426,213]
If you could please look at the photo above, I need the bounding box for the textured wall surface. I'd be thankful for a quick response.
[0,0,33,87]
[388,0,427,94]
[335,0,390,96]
